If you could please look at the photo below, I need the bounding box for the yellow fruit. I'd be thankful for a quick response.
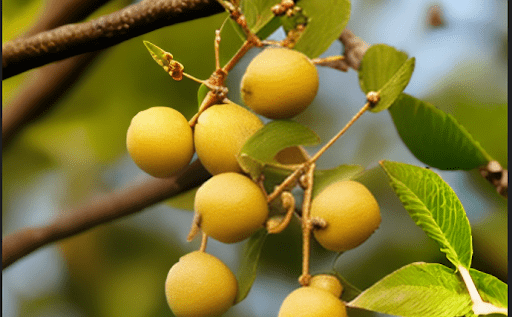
[311,180,381,252]
[241,47,319,119]
[194,102,263,175]
[194,172,268,243]
[165,251,237,317]
[278,286,348,317]
[310,274,343,298]
[126,107,194,178]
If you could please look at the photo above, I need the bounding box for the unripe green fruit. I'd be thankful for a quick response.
[278,287,348,317]
[241,47,319,119]
[311,180,381,252]
[194,102,263,175]
[165,251,237,317]
[194,172,268,243]
[126,107,194,178]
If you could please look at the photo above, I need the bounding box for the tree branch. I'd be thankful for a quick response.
[2,52,102,148]
[2,0,225,79]
[2,159,211,270]
[23,0,112,38]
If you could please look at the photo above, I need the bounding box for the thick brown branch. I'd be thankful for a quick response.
[2,160,211,270]
[23,0,112,38]
[2,0,224,79]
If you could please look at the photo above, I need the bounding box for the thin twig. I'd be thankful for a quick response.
[2,0,225,79]
[2,160,210,270]
[309,102,370,163]
[298,163,316,286]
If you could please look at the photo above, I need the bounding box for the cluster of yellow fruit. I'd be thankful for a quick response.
[126,47,381,316]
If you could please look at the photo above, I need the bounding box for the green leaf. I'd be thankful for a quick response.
[143,40,172,68]
[371,57,415,112]
[358,44,415,112]
[358,44,409,93]
[240,0,281,35]
[379,160,473,269]
[238,120,320,179]
[312,164,365,198]
[348,262,473,317]
[235,229,268,304]
[331,272,362,302]
[389,93,492,170]
[220,18,246,66]
[293,0,351,59]
[380,161,473,268]
[469,268,508,309]
[197,84,209,108]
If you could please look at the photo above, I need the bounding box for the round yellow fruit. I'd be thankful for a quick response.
[310,274,343,298]
[194,102,263,175]
[278,287,348,317]
[241,47,319,119]
[165,251,238,317]
[194,172,268,243]
[126,107,194,178]
[311,180,381,252]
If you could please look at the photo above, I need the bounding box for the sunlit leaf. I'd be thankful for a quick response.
[293,0,351,58]
[238,120,320,179]
[240,0,281,34]
[235,229,268,303]
[470,268,508,309]
[348,262,473,317]
[380,160,473,269]
[358,44,408,93]
[389,93,492,170]
[312,164,365,197]
[371,57,415,112]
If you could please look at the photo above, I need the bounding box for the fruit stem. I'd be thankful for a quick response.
[187,212,202,241]
[267,164,307,202]
[298,163,316,286]
[267,191,296,234]
[309,102,370,164]
[199,232,209,252]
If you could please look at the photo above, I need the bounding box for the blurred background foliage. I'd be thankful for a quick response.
[2,0,507,316]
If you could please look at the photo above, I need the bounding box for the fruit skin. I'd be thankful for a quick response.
[126,107,194,178]
[194,172,268,243]
[310,274,343,298]
[165,251,238,317]
[311,180,381,252]
[241,47,319,119]
[278,286,348,317]
[194,102,263,175]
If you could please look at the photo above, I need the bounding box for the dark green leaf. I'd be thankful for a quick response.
[235,229,268,304]
[371,57,415,112]
[348,262,473,317]
[358,44,409,93]
[470,268,508,309]
[389,93,492,170]
[220,18,246,66]
[293,0,351,58]
[312,164,365,198]
[238,120,320,179]
[380,160,473,268]
[331,272,362,302]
